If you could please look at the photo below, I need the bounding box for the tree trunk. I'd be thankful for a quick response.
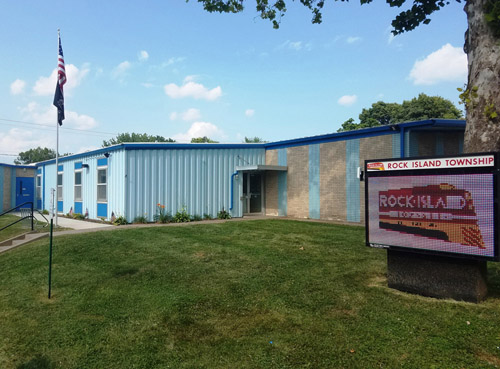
[463,0,500,153]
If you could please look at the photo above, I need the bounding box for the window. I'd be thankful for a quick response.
[57,172,63,201]
[36,175,42,200]
[74,170,82,201]
[97,167,107,202]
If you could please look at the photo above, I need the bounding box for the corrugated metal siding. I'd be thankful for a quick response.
[308,144,320,219]
[39,149,126,219]
[345,139,360,222]
[125,148,264,222]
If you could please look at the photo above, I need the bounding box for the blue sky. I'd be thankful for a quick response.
[0,0,467,163]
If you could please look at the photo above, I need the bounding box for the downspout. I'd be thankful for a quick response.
[229,171,238,211]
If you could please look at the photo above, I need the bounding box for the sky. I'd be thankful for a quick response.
[0,0,468,163]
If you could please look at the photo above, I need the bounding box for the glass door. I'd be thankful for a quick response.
[243,173,262,214]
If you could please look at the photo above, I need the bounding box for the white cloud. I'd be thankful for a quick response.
[245,109,255,117]
[164,78,222,101]
[33,64,90,96]
[337,95,358,106]
[277,40,312,51]
[387,33,396,45]
[162,57,185,68]
[10,79,26,95]
[138,50,149,62]
[0,128,52,160]
[170,108,202,121]
[141,82,154,88]
[409,43,467,85]
[346,36,361,44]
[173,121,223,142]
[182,108,201,121]
[20,101,98,130]
[111,61,131,80]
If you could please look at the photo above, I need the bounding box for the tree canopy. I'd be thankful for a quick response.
[191,136,219,143]
[337,94,463,132]
[244,136,267,143]
[102,133,175,147]
[196,0,462,33]
[195,0,500,153]
[14,147,56,164]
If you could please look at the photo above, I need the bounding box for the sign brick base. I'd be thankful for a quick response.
[387,249,488,303]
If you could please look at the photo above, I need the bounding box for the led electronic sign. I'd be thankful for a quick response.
[365,154,498,261]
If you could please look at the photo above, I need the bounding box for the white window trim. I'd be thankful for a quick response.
[57,171,63,201]
[36,174,42,200]
[74,169,83,202]
[97,165,108,203]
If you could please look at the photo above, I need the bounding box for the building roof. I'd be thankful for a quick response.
[32,119,465,166]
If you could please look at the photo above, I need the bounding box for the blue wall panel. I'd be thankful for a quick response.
[277,148,287,216]
[392,134,401,158]
[345,139,360,222]
[308,144,320,219]
[436,133,444,155]
[97,203,107,218]
[74,201,83,214]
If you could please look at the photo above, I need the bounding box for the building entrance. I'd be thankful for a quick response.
[242,172,262,214]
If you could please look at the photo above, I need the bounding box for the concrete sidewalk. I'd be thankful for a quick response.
[35,213,113,230]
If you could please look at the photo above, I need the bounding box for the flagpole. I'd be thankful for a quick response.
[55,29,60,228]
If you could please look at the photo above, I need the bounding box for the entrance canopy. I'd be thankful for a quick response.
[235,164,287,172]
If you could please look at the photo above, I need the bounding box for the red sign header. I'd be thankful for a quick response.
[367,155,494,171]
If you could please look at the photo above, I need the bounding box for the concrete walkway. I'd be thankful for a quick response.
[32,213,113,230]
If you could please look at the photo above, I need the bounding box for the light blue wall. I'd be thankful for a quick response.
[346,139,360,222]
[308,144,320,219]
[277,148,287,216]
[40,149,126,219]
[125,148,265,221]
[392,134,401,158]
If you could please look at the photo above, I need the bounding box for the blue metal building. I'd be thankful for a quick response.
[1,119,466,223]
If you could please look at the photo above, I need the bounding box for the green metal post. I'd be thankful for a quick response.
[48,218,53,299]
[31,202,34,231]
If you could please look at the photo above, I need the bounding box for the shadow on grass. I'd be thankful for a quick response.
[17,355,55,369]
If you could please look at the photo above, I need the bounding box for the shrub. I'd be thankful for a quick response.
[154,203,172,223]
[203,213,213,220]
[133,215,148,224]
[113,215,128,226]
[173,206,191,223]
[73,213,85,220]
[191,214,203,222]
[217,208,231,220]
[42,209,49,215]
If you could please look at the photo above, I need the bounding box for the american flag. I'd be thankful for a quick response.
[53,33,66,126]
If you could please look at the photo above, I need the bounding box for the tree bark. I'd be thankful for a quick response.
[464,0,500,153]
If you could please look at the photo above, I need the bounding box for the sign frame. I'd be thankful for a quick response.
[365,152,500,262]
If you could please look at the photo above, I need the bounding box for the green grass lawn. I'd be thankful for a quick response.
[1,220,500,368]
